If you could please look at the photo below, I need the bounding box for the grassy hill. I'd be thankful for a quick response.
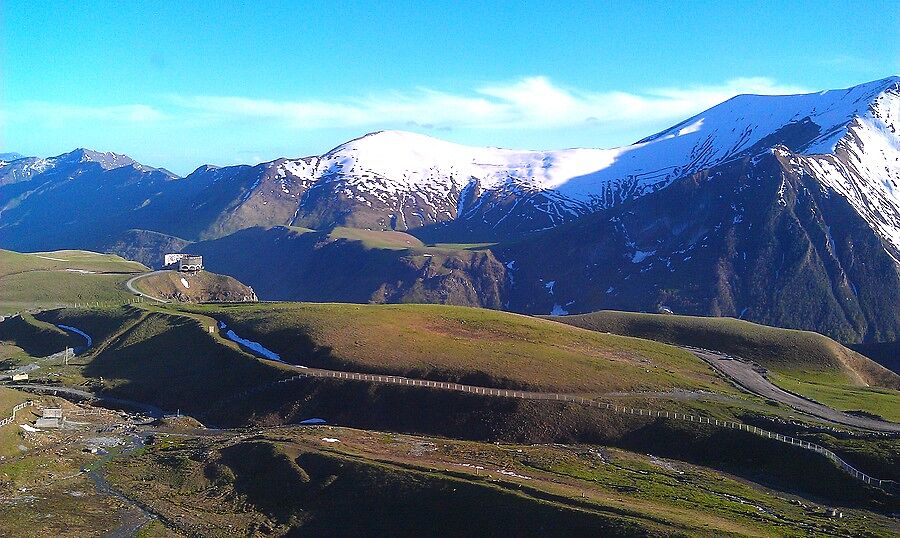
[107,436,662,537]
[0,249,147,314]
[76,309,288,415]
[105,428,899,537]
[551,310,900,421]
[167,226,509,308]
[179,302,737,396]
[133,270,257,303]
[0,312,82,357]
[13,302,899,502]
[28,302,741,415]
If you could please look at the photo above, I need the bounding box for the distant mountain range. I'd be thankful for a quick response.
[2,76,899,342]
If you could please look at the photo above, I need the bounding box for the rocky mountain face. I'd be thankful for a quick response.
[2,77,899,341]
[502,149,900,342]
[184,226,508,308]
[495,76,900,341]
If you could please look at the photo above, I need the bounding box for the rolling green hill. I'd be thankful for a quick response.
[552,310,900,421]
[122,225,510,308]
[0,312,83,357]
[0,249,147,313]
[180,302,734,396]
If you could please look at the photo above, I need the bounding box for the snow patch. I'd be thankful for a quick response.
[218,321,283,362]
[498,469,532,480]
[631,250,656,263]
[180,277,190,289]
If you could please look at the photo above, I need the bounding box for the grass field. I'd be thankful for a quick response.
[0,312,82,357]
[178,302,738,396]
[426,242,497,250]
[327,226,426,250]
[105,427,900,537]
[328,227,498,256]
[0,386,33,457]
[768,370,900,422]
[552,310,900,420]
[0,249,147,314]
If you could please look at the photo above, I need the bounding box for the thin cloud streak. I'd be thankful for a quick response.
[172,76,809,130]
[3,76,808,135]
[7,102,168,124]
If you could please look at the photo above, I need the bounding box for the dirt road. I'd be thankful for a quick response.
[686,348,900,433]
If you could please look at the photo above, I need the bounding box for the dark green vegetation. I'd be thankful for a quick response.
[2,299,899,535]
[553,310,900,422]
[105,429,900,537]
[0,248,147,314]
[76,308,288,415]
[0,312,82,357]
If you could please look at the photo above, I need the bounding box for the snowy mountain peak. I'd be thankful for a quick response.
[168,76,900,245]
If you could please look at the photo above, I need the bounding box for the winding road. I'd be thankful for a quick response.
[685,347,900,433]
[124,271,169,303]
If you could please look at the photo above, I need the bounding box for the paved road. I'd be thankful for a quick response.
[685,348,900,433]
[124,271,169,303]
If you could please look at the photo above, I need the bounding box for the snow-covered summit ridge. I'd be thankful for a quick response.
[262,77,900,204]
[176,76,895,242]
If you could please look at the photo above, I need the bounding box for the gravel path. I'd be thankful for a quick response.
[685,348,900,433]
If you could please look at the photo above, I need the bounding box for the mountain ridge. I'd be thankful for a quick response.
[2,76,899,341]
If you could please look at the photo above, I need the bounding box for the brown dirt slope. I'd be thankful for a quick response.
[135,270,257,303]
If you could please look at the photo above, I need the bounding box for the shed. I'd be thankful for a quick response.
[42,408,63,419]
[35,417,60,429]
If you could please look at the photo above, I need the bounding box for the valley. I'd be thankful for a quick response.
[3,77,900,344]
[1,269,898,535]
[8,4,900,535]
[2,74,900,536]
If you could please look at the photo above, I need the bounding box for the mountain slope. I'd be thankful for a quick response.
[4,77,899,251]
[501,148,900,341]
[3,77,900,341]
[185,226,508,308]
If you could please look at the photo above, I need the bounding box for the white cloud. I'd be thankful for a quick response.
[3,76,808,135]
[8,102,167,124]
[167,76,808,131]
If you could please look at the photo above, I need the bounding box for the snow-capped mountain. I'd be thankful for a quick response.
[4,76,898,250]
[170,76,900,248]
[2,77,899,340]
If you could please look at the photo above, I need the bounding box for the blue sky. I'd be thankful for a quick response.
[2,1,898,174]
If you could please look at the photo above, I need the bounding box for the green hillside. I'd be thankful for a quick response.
[0,312,82,357]
[552,310,900,421]
[180,302,735,396]
[186,226,509,308]
[0,249,147,313]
